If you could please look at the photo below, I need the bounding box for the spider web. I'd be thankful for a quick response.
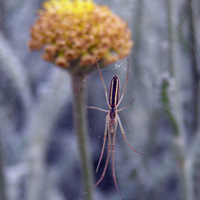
[0,0,200,200]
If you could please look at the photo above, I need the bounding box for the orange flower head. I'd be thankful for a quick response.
[28,0,133,73]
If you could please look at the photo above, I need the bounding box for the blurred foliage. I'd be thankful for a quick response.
[0,0,200,200]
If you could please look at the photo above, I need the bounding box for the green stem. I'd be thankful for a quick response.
[0,0,6,33]
[166,1,193,200]
[0,138,7,200]
[72,73,93,200]
[132,0,144,75]
[188,0,200,132]
[161,81,179,135]
[167,0,175,77]
[174,138,193,200]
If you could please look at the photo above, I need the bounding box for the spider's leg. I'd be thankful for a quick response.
[117,98,135,112]
[96,115,109,173]
[83,105,108,113]
[117,115,145,156]
[96,58,111,108]
[117,58,129,106]
[111,121,124,200]
[83,124,111,196]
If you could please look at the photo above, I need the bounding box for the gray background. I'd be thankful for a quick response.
[0,0,200,200]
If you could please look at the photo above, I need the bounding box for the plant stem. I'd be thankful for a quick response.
[132,0,144,75]
[167,0,175,77]
[72,73,93,200]
[188,0,200,132]
[166,1,193,200]
[0,138,7,200]
[174,137,193,200]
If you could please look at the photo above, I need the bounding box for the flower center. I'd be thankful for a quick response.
[44,0,95,15]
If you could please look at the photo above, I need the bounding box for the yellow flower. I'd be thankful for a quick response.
[29,0,133,73]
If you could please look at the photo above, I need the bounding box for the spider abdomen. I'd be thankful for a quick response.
[109,75,120,108]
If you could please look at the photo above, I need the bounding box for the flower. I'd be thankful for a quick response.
[29,0,133,73]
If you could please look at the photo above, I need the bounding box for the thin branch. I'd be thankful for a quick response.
[26,69,71,200]
[167,0,175,77]
[0,138,7,200]
[188,0,200,131]
[0,33,31,108]
[166,1,193,200]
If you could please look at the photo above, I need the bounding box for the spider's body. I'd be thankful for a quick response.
[84,59,145,200]
[109,75,119,120]
[109,75,120,108]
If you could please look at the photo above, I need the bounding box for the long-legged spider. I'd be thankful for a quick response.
[84,58,145,199]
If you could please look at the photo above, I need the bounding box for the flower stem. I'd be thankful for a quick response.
[188,0,200,132]
[0,138,7,200]
[72,73,93,200]
[166,1,193,200]
[166,0,175,77]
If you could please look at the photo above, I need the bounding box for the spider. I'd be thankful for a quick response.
[84,58,145,200]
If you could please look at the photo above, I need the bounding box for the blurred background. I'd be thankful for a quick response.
[0,0,200,200]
